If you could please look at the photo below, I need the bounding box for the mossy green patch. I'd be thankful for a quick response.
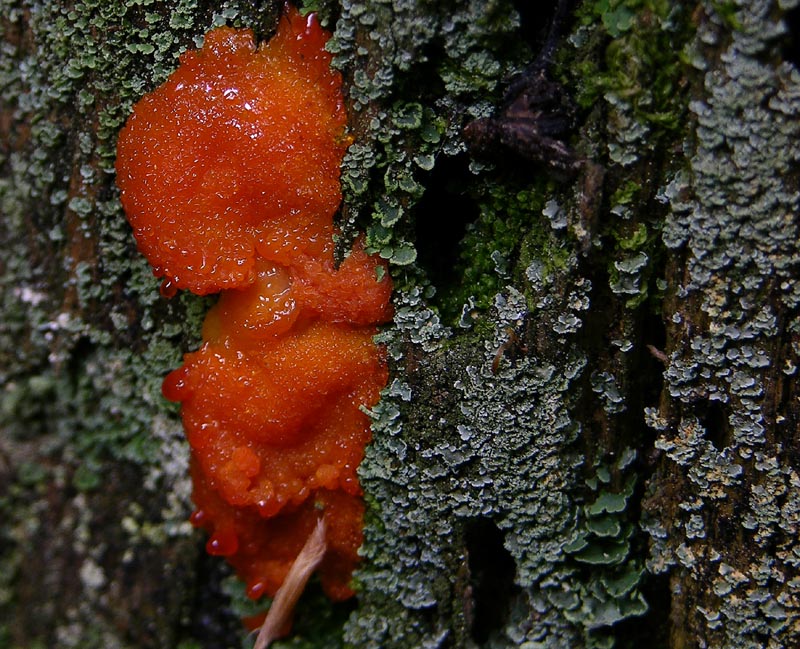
[566,0,695,161]
[436,176,557,322]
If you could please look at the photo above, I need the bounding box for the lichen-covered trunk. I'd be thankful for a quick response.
[1,1,798,649]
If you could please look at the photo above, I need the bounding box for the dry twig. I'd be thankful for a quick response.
[253,518,328,649]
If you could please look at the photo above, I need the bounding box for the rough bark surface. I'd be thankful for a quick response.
[1,1,798,648]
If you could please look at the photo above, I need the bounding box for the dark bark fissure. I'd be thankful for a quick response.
[464,518,519,644]
[414,153,476,300]
[783,4,800,69]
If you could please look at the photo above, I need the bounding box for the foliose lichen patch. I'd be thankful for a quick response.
[333,0,696,647]
[643,1,800,646]
[0,0,268,645]
[348,257,656,648]
[327,0,531,281]
[347,286,584,647]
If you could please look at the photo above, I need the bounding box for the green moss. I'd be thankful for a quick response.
[437,177,558,322]
[567,0,695,163]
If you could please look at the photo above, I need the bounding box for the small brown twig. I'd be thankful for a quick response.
[253,518,328,649]
[646,344,669,365]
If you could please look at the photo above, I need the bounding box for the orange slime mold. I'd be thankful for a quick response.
[116,5,391,615]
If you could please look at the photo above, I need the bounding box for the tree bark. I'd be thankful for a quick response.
[1,1,798,648]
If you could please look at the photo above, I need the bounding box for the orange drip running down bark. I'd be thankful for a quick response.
[115,2,392,637]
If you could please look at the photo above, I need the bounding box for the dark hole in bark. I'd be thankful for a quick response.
[511,0,558,50]
[465,518,518,644]
[782,4,800,69]
[699,399,729,450]
[66,335,95,379]
[640,308,667,408]
[414,154,475,294]
[614,572,671,647]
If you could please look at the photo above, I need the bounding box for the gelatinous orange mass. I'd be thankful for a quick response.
[166,322,386,504]
[118,5,392,611]
[116,9,348,294]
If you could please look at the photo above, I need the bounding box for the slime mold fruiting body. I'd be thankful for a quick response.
[116,6,392,613]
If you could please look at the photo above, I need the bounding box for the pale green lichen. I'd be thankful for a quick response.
[643,0,800,646]
[334,1,687,646]
[348,287,586,647]
[0,0,266,645]
[350,267,650,647]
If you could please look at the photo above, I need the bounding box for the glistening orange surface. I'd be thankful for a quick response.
[116,5,391,613]
[116,10,349,295]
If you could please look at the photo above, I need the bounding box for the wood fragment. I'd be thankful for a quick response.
[647,344,669,364]
[253,518,328,649]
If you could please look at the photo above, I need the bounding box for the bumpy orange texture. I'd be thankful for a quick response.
[117,5,391,610]
[116,10,349,295]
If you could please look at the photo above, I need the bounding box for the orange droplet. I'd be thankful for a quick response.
[159,278,178,299]
[162,366,190,402]
[247,580,267,600]
[207,529,239,556]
